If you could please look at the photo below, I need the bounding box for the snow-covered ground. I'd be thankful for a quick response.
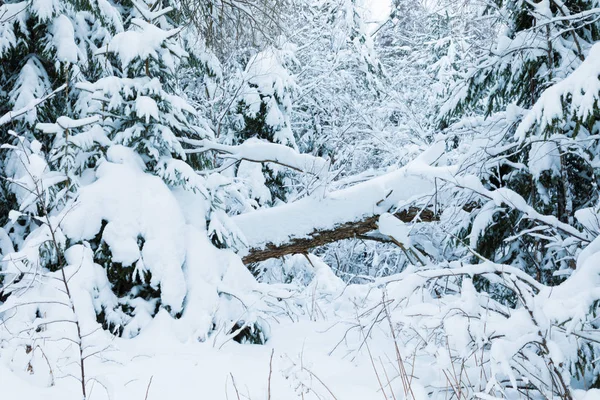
[4,242,600,400]
[0,314,392,399]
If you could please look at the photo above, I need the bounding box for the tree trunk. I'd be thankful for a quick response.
[241,207,436,264]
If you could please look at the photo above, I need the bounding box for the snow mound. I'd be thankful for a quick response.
[62,160,188,313]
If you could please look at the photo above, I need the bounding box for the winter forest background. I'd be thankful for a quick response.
[1,0,600,399]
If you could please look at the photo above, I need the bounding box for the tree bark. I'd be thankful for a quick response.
[241,207,436,264]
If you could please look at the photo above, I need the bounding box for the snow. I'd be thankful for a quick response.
[3,0,600,398]
[0,2,28,56]
[8,59,51,125]
[528,139,561,178]
[3,154,600,400]
[237,160,272,204]
[366,0,391,33]
[469,200,498,246]
[37,115,101,133]
[378,212,412,245]
[132,0,174,22]
[234,143,445,250]
[2,139,67,214]
[62,160,189,313]
[108,18,182,70]
[106,144,147,170]
[235,163,433,250]
[182,137,329,178]
[31,0,60,22]
[0,314,402,400]
[517,42,600,140]
[575,206,600,235]
[240,47,297,146]
[51,14,78,64]
[97,0,124,32]
[575,389,600,400]
[135,96,159,123]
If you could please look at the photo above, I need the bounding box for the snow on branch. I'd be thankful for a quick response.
[0,84,67,126]
[131,0,174,21]
[234,140,589,263]
[516,41,600,139]
[240,207,437,264]
[181,137,330,177]
[378,260,544,293]
[524,6,600,30]
[234,143,447,260]
[36,115,101,133]
[429,168,591,243]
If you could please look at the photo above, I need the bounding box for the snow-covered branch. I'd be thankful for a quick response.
[240,207,436,264]
[36,116,101,133]
[0,85,67,126]
[234,143,446,259]
[131,0,174,21]
[235,139,589,263]
[432,170,591,243]
[516,41,600,139]
[181,137,330,177]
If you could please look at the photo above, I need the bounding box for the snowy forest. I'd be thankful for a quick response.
[1,0,600,398]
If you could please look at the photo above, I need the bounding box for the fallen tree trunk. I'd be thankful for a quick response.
[232,142,450,264]
[241,207,437,264]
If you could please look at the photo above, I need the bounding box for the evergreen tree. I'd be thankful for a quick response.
[232,44,299,204]
[0,0,120,245]
[441,0,600,283]
[1,0,261,347]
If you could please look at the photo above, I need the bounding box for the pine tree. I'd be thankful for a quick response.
[0,0,115,244]
[1,0,261,347]
[230,45,298,203]
[441,0,600,284]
